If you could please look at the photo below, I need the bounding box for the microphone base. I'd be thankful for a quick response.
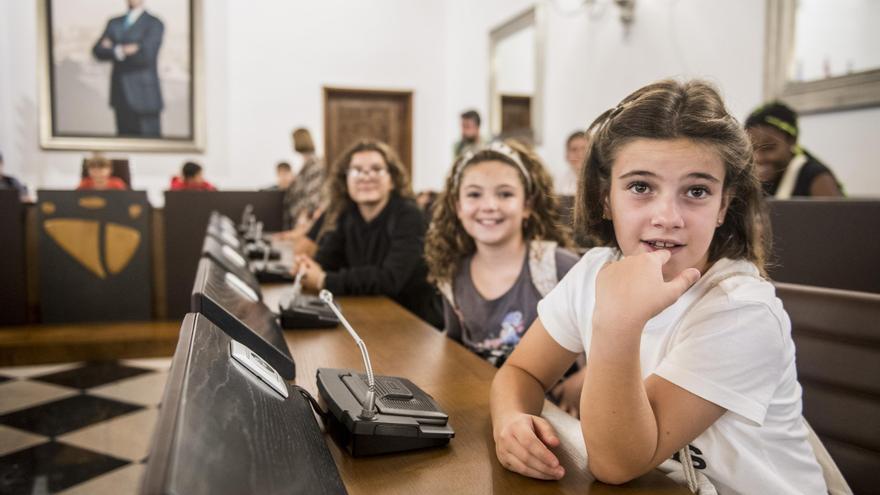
[316,368,454,457]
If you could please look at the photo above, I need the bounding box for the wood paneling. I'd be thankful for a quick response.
[163,191,284,319]
[324,87,412,176]
[501,94,531,135]
[0,320,179,366]
[0,191,27,325]
[768,199,880,293]
[37,190,153,323]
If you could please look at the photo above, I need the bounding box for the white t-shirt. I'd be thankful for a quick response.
[537,247,827,495]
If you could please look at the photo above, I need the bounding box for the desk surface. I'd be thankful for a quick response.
[262,287,688,495]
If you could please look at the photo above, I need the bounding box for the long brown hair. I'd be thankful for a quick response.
[319,139,414,239]
[575,79,769,273]
[425,140,571,285]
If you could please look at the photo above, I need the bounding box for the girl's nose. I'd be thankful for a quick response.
[480,195,499,211]
[651,196,684,229]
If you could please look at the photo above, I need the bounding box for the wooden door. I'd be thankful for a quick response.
[501,94,532,135]
[323,87,413,176]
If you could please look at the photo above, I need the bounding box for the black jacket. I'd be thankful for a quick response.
[316,194,442,328]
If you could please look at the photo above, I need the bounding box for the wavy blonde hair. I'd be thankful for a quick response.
[425,140,571,285]
[318,139,414,239]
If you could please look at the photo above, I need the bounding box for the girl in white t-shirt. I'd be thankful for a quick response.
[489,80,827,494]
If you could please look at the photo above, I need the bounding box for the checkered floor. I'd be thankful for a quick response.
[0,358,171,494]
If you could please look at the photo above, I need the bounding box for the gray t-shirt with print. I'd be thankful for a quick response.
[444,247,578,366]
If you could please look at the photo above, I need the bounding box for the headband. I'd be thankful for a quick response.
[763,115,798,138]
[452,141,532,192]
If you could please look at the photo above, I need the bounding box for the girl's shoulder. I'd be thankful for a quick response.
[694,258,787,330]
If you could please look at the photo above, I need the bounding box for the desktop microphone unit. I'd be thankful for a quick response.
[243,221,281,261]
[252,243,295,283]
[141,314,345,495]
[207,222,245,253]
[191,257,295,379]
[315,290,454,456]
[210,210,238,235]
[201,235,262,297]
[238,204,255,236]
[278,270,339,328]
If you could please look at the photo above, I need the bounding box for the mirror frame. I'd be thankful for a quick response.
[489,5,546,145]
[764,0,880,114]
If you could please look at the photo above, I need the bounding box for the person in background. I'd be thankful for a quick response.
[77,155,127,190]
[453,109,485,158]
[291,139,443,329]
[170,161,216,191]
[281,128,325,230]
[264,161,294,191]
[557,130,589,196]
[0,151,29,200]
[745,101,842,198]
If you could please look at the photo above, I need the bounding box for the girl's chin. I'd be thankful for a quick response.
[471,231,518,247]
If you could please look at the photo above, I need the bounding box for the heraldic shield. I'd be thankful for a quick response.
[37,190,152,323]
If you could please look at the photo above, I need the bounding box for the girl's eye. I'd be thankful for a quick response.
[465,191,481,199]
[499,191,515,198]
[686,186,710,199]
[627,182,650,194]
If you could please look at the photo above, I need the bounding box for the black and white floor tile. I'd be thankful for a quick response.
[0,358,171,494]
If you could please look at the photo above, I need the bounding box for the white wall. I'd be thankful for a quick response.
[1,0,878,202]
[443,0,880,197]
[223,0,449,193]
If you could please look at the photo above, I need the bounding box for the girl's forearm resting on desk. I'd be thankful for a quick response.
[579,319,657,484]
[490,364,565,480]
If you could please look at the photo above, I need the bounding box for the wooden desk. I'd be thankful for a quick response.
[262,287,688,494]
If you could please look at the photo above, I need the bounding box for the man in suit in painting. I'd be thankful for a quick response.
[92,0,164,137]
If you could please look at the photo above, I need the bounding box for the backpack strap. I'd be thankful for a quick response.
[528,240,559,298]
[664,269,758,493]
[437,280,455,310]
[436,279,463,338]
[803,418,853,494]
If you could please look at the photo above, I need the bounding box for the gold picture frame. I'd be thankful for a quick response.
[37,0,204,151]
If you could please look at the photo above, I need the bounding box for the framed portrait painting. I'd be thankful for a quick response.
[38,0,204,151]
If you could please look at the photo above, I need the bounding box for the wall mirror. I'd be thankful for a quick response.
[489,6,546,145]
[765,0,880,114]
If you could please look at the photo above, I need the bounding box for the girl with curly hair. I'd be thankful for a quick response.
[425,140,581,395]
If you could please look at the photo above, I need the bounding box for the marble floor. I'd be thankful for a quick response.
[0,358,171,494]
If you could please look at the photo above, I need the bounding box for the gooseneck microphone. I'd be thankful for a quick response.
[291,267,306,299]
[319,290,376,419]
